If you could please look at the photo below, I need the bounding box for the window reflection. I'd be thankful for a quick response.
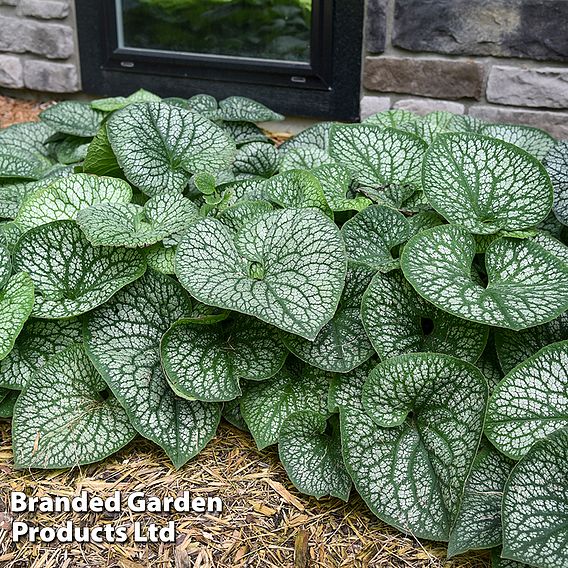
[117,0,312,62]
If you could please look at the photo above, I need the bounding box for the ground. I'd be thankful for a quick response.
[0,94,490,568]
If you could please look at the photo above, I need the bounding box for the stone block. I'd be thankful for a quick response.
[364,56,484,100]
[393,98,465,115]
[23,59,79,92]
[393,0,568,62]
[360,96,391,119]
[486,66,568,109]
[17,0,69,19]
[469,105,568,140]
[0,16,74,59]
[366,0,387,53]
[0,54,23,88]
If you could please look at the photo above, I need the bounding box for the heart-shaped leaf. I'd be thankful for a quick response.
[341,205,409,271]
[12,344,136,469]
[448,447,514,557]
[544,140,568,226]
[281,265,375,373]
[13,220,146,319]
[161,314,287,402]
[341,353,487,541]
[84,270,221,468]
[175,208,346,340]
[0,272,34,360]
[485,340,568,460]
[146,244,176,275]
[0,318,82,390]
[476,337,505,392]
[240,360,331,449]
[480,124,556,161]
[40,102,104,138]
[278,412,351,501]
[107,102,236,196]
[16,174,132,232]
[401,224,568,330]
[361,270,488,363]
[423,133,553,234]
[501,427,568,568]
[330,125,427,193]
[77,193,198,247]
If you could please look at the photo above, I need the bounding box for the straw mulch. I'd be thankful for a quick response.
[0,94,490,568]
[0,422,489,568]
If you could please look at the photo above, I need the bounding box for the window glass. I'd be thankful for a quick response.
[116,0,312,62]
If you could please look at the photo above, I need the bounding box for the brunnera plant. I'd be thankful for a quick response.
[1,90,567,567]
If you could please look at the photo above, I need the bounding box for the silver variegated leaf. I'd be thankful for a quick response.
[12,344,136,469]
[361,270,488,363]
[84,270,221,468]
[486,340,568,460]
[401,224,568,330]
[218,200,273,233]
[423,133,553,234]
[175,208,346,340]
[330,125,428,195]
[13,220,146,319]
[107,102,236,196]
[342,353,487,541]
[161,315,287,402]
[278,412,351,501]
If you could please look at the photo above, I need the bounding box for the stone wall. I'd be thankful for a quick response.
[362,0,568,138]
[0,0,80,93]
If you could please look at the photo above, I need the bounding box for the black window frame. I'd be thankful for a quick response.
[75,0,364,120]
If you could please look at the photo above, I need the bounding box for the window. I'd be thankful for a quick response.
[76,0,364,120]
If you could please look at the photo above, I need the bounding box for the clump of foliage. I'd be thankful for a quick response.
[1,90,568,568]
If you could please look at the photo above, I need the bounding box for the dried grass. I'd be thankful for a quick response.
[0,422,489,568]
[0,95,490,568]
